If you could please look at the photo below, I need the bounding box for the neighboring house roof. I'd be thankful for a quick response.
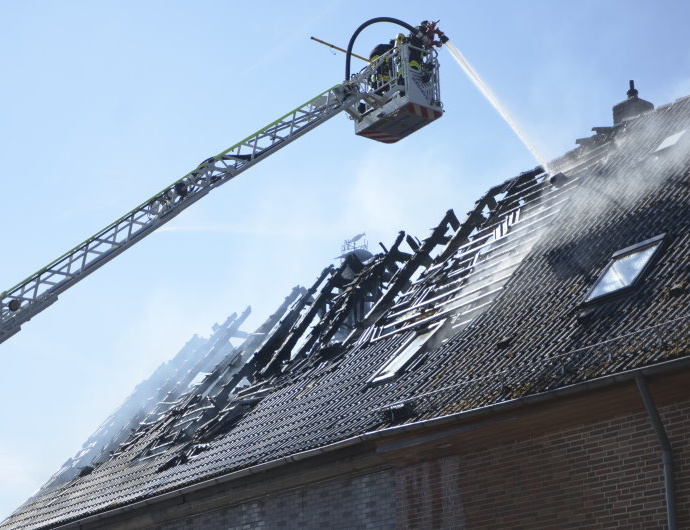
[3,90,690,529]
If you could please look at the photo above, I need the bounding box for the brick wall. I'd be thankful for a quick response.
[151,395,689,529]
[395,456,466,529]
[156,469,397,530]
[455,395,690,529]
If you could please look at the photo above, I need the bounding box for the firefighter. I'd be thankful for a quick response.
[407,21,431,71]
[369,41,394,94]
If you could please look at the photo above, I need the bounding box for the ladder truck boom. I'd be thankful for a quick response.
[0,19,447,346]
[0,84,354,344]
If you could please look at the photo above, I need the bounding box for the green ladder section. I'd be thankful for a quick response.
[0,77,369,345]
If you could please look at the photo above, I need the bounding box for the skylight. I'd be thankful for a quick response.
[371,322,443,383]
[654,129,687,152]
[584,235,664,302]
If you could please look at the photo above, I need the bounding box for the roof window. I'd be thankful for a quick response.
[584,234,664,302]
[654,129,686,152]
[371,321,444,383]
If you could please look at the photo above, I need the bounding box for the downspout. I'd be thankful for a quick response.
[635,375,677,530]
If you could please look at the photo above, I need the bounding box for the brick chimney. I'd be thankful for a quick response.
[612,80,654,125]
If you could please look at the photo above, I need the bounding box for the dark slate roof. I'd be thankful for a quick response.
[4,92,690,529]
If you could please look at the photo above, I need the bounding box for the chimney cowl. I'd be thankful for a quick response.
[612,80,654,125]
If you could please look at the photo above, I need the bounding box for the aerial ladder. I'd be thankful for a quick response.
[0,18,448,345]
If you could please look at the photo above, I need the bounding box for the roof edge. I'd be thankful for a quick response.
[55,355,690,529]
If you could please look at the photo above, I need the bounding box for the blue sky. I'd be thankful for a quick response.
[1,0,689,519]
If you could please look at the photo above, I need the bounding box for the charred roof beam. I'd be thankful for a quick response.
[260,254,376,377]
[353,210,460,334]
[435,168,544,265]
[294,251,401,361]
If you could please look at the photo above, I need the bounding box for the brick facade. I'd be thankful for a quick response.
[156,470,397,530]
[149,393,689,529]
[457,399,688,529]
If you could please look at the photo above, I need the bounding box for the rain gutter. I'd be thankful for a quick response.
[56,355,690,529]
[635,375,677,530]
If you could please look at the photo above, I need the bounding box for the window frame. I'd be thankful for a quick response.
[653,128,687,153]
[369,321,444,384]
[583,234,665,304]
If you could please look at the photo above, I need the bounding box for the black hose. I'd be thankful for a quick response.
[344,17,417,81]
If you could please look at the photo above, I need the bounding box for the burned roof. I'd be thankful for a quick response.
[4,90,690,529]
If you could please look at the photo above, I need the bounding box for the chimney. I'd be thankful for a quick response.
[612,80,654,125]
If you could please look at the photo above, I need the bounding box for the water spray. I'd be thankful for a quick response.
[442,40,553,176]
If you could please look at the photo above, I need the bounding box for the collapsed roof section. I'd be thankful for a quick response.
[78,162,565,472]
[35,305,262,494]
